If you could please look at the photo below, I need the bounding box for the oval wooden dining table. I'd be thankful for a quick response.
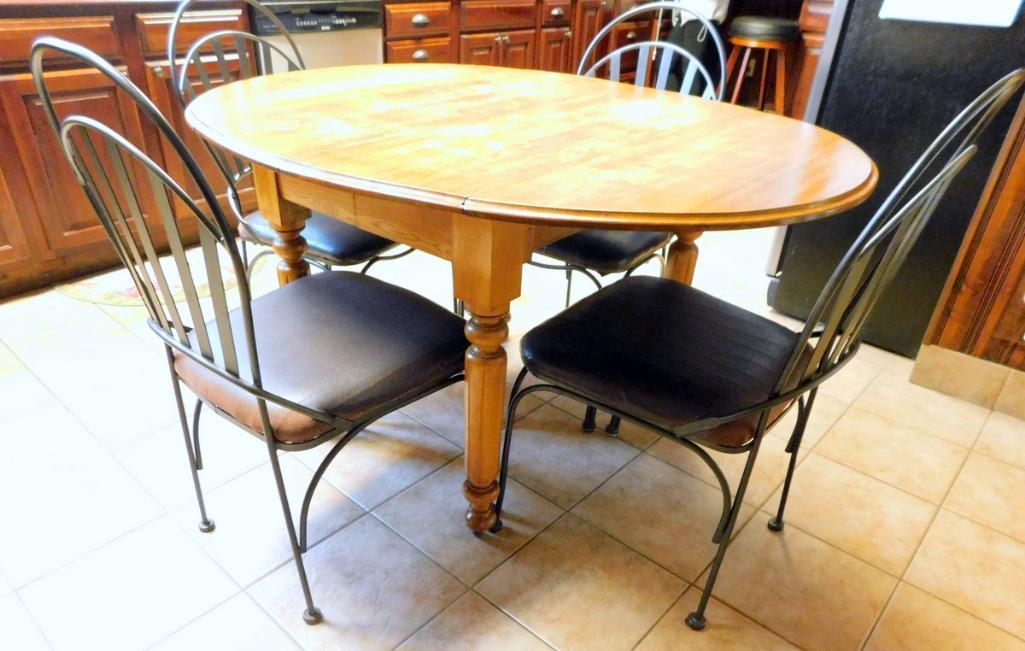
[185,63,878,534]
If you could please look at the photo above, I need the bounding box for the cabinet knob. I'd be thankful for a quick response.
[412,48,429,61]
[566,30,572,38]
[411,13,431,26]
[626,30,637,39]
[550,7,565,18]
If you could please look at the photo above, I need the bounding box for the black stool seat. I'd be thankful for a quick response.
[521,276,802,447]
[541,229,671,275]
[730,16,800,41]
[240,210,398,267]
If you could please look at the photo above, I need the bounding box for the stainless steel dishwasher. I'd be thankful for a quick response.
[251,0,383,72]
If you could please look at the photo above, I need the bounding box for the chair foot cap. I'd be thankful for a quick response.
[490,519,504,534]
[472,530,484,538]
[767,517,784,532]
[198,519,216,533]
[685,612,706,631]
[303,608,323,625]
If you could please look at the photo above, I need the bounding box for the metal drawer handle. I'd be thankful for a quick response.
[550,7,565,18]
[412,48,429,61]
[411,13,431,26]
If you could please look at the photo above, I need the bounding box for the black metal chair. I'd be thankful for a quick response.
[167,0,412,277]
[31,37,467,626]
[527,1,727,436]
[493,68,1024,630]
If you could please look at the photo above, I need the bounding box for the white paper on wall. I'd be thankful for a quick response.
[879,0,1023,27]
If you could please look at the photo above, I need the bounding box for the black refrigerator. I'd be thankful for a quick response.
[768,0,1025,357]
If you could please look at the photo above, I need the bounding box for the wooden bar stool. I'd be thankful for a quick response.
[724,16,799,114]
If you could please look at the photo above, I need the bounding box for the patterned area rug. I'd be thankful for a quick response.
[55,247,268,307]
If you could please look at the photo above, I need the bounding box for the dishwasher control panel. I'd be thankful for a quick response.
[253,0,382,34]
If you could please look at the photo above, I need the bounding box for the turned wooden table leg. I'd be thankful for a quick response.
[665,230,703,285]
[253,165,311,285]
[452,215,526,533]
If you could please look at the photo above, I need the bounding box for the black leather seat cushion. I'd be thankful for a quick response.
[729,16,800,41]
[239,210,398,267]
[541,229,671,275]
[174,271,467,444]
[521,276,803,447]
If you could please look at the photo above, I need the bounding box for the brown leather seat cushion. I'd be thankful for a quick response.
[521,276,804,448]
[174,271,467,444]
[239,210,397,266]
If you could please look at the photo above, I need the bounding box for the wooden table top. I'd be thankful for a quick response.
[186,63,878,229]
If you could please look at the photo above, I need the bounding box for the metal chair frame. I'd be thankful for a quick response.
[167,0,414,276]
[523,1,728,430]
[495,68,1024,631]
[31,36,463,626]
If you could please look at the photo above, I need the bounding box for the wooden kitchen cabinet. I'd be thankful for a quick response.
[572,0,607,67]
[459,32,502,65]
[502,29,536,68]
[0,1,247,297]
[538,27,573,73]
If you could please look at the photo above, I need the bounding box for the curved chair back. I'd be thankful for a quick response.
[747,69,1025,430]
[578,1,726,99]
[29,37,328,431]
[168,0,306,218]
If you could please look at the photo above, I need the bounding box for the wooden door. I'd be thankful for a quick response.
[572,0,607,70]
[538,27,573,73]
[501,29,536,69]
[460,32,503,66]
[145,59,249,226]
[0,68,152,262]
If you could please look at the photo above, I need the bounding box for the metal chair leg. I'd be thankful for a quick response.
[297,425,366,552]
[360,246,414,275]
[769,390,816,532]
[686,433,767,631]
[265,444,322,625]
[245,248,275,280]
[564,268,573,308]
[605,415,621,436]
[582,405,598,432]
[493,368,530,532]
[191,398,204,471]
[165,348,214,533]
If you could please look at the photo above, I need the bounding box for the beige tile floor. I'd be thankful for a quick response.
[2,228,1024,650]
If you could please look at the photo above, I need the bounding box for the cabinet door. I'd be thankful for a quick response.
[538,27,573,73]
[460,32,503,66]
[145,60,248,227]
[501,29,537,69]
[0,68,152,261]
[572,0,607,69]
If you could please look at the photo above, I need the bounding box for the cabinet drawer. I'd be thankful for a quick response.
[137,10,247,58]
[0,17,119,65]
[461,0,535,32]
[385,3,451,39]
[542,0,571,27]
[386,37,453,63]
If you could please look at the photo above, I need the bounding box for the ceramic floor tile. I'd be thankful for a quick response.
[857,345,916,378]
[976,411,1025,471]
[548,394,662,450]
[111,409,268,510]
[768,391,850,450]
[945,452,1025,545]
[635,586,799,651]
[768,454,935,575]
[396,592,549,651]
[152,593,299,651]
[18,518,237,651]
[816,406,969,504]
[295,411,461,510]
[995,371,1025,421]
[865,583,1025,651]
[477,514,685,651]
[646,431,795,509]
[172,456,363,586]
[374,457,562,584]
[399,382,545,450]
[249,515,465,651]
[854,372,989,447]
[573,454,755,581]
[503,404,640,509]
[817,355,884,403]
[0,406,160,587]
[711,517,896,650]
[0,593,49,651]
[905,510,1025,639]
